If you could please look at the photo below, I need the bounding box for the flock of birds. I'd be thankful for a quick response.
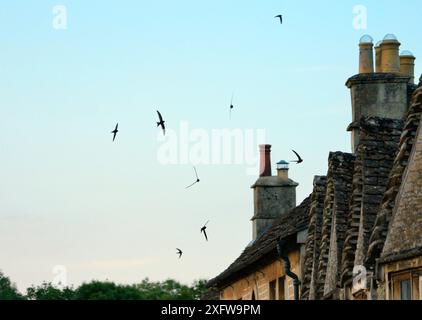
[109,109,212,259]
[110,111,303,259]
[107,15,305,260]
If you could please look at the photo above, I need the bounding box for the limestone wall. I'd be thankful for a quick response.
[220,250,301,300]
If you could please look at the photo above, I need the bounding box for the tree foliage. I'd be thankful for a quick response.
[74,281,143,300]
[0,271,24,300]
[135,278,207,300]
[0,271,208,300]
[26,282,75,300]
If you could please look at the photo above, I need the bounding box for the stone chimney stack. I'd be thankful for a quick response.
[251,146,298,240]
[346,34,414,153]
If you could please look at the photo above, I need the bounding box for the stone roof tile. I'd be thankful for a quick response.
[207,196,311,288]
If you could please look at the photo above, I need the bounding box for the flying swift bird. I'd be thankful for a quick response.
[229,92,235,119]
[111,123,119,142]
[186,166,200,189]
[156,110,166,136]
[201,220,209,241]
[274,15,283,24]
[291,150,304,164]
[176,248,183,259]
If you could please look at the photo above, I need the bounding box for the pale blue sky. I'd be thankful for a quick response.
[0,1,420,291]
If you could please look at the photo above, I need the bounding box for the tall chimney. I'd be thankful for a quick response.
[259,144,272,177]
[400,51,416,84]
[380,34,401,74]
[251,146,298,240]
[346,34,411,153]
[359,35,374,74]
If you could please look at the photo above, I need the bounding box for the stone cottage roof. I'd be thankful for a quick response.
[365,80,422,269]
[300,176,327,300]
[340,117,403,286]
[301,116,408,299]
[317,152,355,299]
[380,87,422,264]
[207,196,311,288]
[207,73,422,299]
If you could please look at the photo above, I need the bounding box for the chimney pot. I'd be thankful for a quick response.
[375,41,382,72]
[359,35,374,74]
[259,144,272,177]
[380,35,401,74]
[277,160,289,180]
[400,51,416,84]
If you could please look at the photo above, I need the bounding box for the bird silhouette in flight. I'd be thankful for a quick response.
[201,220,209,241]
[176,248,183,259]
[111,123,119,142]
[156,110,166,136]
[229,92,235,119]
[186,166,200,189]
[291,150,303,164]
[275,15,283,24]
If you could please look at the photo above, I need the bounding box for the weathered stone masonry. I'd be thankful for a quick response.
[366,82,422,271]
[205,36,421,301]
[340,117,403,289]
[300,176,327,300]
[314,152,355,299]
